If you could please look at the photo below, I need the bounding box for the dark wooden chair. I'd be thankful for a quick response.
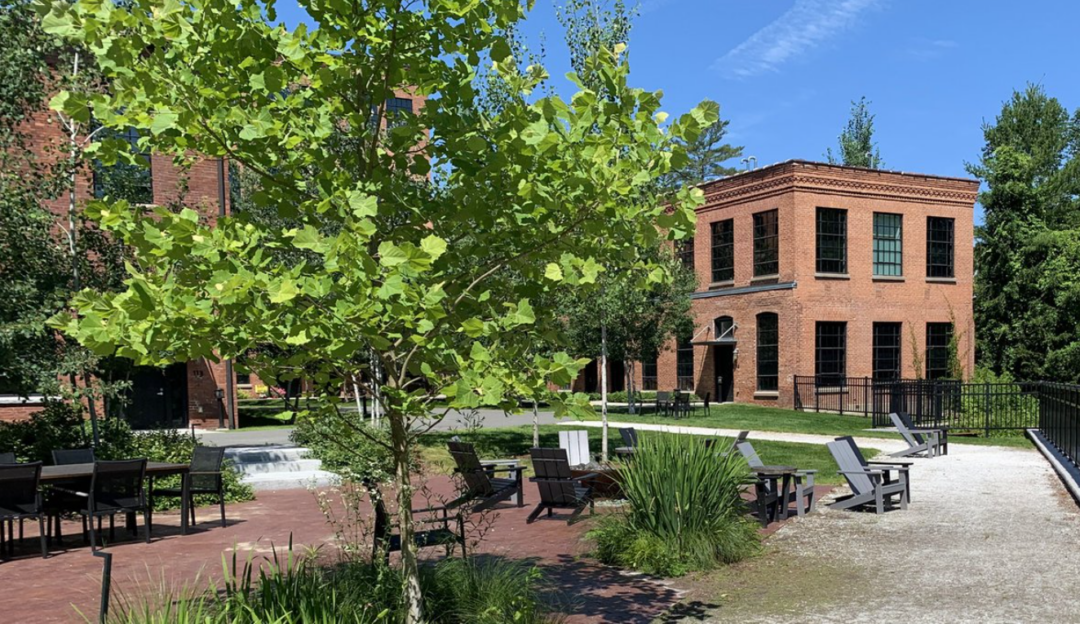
[0,452,15,464]
[370,486,466,561]
[447,441,525,511]
[58,459,152,551]
[527,448,596,525]
[150,446,227,528]
[615,427,637,458]
[52,448,95,465]
[0,462,48,559]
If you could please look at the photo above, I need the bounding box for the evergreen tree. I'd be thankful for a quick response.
[967,84,1080,382]
[826,96,884,169]
[663,117,743,188]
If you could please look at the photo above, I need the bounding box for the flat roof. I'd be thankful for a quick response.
[698,159,981,191]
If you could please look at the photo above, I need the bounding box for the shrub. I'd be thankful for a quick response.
[292,413,409,485]
[589,433,760,576]
[106,549,558,624]
[0,401,89,462]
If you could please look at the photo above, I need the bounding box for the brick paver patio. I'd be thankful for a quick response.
[0,477,828,623]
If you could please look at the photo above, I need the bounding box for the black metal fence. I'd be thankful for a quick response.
[1039,382,1080,469]
[793,376,1041,432]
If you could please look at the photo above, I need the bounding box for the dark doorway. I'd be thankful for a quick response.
[583,360,599,394]
[713,346,734,403]
[123,364,188,430]
[609,360,626,393]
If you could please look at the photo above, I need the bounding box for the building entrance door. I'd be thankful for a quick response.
[713,345,735,403]
[124,364,188,430]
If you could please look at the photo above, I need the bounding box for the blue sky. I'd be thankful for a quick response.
[275,0,1080,223]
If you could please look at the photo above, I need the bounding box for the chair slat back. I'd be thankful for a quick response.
[530,447,573,480]
[736,442,765,469]
[834,436,869,468]
[889,413,921,448]
[827,440,873,496]
[619,428,638,448]
[735,431,750,445]
[190,446,226,490]
[0,452,15,464]
[0,462,42,517]
[53,448,95,465]
[558,430,591,466]
[895,412,927,445]
[91,459,147,512]
[534,479,580,506]
[447,441,493,496]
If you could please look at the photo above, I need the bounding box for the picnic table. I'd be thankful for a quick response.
[41,462,192,535]
[750,465,796,526]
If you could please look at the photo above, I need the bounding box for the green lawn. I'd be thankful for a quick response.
[417,424,878,485]
[588,403,1033,449]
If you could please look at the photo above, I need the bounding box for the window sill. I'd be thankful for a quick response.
[926,277,957,284]
[708,280,735,290]
[753,391,779,399]
[873,275,905,282]
[750,274,780,283]
[815,273,850,280]
[0,395,51,405]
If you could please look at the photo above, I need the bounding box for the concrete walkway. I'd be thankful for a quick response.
[565,419,910,454]
[691,440,1080,623]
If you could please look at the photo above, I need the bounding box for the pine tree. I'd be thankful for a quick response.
[826,96,883,169]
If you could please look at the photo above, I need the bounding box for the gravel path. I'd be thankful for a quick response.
[697,442,1080,623]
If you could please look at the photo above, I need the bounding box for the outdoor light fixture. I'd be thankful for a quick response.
[214,387,224,401]
[215,387,226,428]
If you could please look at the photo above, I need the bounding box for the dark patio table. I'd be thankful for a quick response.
[40,462,192,535]
[751,465,796,527]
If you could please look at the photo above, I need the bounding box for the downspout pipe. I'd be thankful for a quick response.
[218,157,237,429]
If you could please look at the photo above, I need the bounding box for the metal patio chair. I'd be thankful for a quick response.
[59,459,152,551]
[150,446,227,528]
[0,462,48,559]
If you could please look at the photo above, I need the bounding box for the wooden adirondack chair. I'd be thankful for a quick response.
[827,438,909,514]
[447,441,524,512]
[833,436,914,502]
[526,448,596,525]
[369,485,466,562]
[615,427,638,458]
[737,441,816,517]
[895,412,949,456]
[889,413,942,458]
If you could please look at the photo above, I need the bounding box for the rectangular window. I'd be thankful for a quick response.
[872,322,902,381]
[756,313,779,391]
[926,322,954,380]
[676,237,695,270]
[753,209,779,277]
[676,338,694,391]
[93,126,153,204]
[236,372,252,386]
[385,97,413,128]
[642,356,658,391]
[873,213,903,276]
[816,208,847,274]
[815,322,847,386]
[710,219,734,283]
[927,217,955,278]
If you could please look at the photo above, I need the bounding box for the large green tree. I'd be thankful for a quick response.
[662,116,743,188]
[967,84,1080,382]
[826,96,883,169]
[41,0,715,616]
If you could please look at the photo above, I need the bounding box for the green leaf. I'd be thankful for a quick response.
[269,279,299,303]
[420,235,447,260]
[544,263,564,281]
[150,110,179,135]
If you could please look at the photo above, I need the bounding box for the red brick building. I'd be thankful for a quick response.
[1,89,424,428]
[640,160,979,409]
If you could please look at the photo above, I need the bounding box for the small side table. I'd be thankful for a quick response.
[751,465,796,527]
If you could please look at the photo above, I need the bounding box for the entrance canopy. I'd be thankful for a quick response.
[688,317,738,346]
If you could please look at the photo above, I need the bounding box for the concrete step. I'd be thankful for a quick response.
[241,470,340,491]
[224,446,311,464]
[233,459,323,475]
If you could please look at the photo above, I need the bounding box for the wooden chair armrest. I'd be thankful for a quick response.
[480,465,524,474]
[571,472,600,482]
[839,468,890,476]
[795,469,818,475]
[51,486,88,497]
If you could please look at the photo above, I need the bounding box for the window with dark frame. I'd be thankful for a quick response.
[676,237,695,270]
[756,313,779,392]
[676,336,694,391]
[236,372,252,386]
[93,126,153,204]
[710,219,734,283]
[872,322,902,381]
[926,322,954,380]
[927,217,955,278]
[642,356,658,391]
[715,316,734,340]
[753,209,779,277]
[815,321,847,386]
[816,208,847,274]
[385,97,414,128]
[873,213,903,276]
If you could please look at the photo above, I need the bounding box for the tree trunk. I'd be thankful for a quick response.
[388,408,424,622]
[600,322,608,462]
[532,401,540,447]
[627,361,635,415]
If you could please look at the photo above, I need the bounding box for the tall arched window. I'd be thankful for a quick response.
[756,313,779,391]
[676,336,695,391]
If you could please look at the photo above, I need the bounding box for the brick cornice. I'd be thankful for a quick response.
[699,161,980,210]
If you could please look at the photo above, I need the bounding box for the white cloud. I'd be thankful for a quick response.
[640,0,679,15]
[712,0,885,79]
[902,38,959,62]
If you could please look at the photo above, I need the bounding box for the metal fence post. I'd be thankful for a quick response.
[95,550,112,624]
[984,382,991,437]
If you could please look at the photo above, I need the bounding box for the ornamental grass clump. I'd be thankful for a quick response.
[590,433,760,576]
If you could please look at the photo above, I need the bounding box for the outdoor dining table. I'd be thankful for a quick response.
[750,465,796,527]
[40,461,192,535]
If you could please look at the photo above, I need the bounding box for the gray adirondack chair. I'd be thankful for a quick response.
[615,427,638,458]
[736,441,816,517]
[447,441,525,512]
[889,413,942,458]
[896,412,948,456]
[834,436,913,502]
[527,448,596,525]
[827,438,908,514]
